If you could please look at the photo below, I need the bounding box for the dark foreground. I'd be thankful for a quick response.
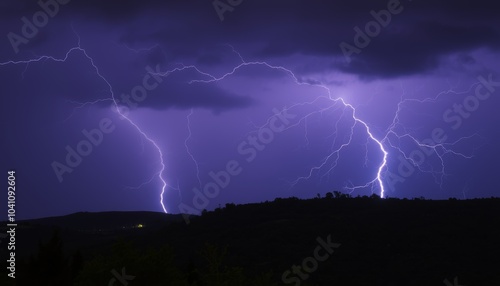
[1,195,500,285]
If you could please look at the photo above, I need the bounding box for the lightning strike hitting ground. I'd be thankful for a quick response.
[157,47,482,199]
[1,37,169,213]
[151,48,391,198]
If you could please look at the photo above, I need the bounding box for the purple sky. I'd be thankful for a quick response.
[1,0,499,219]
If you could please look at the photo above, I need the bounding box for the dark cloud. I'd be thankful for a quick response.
[337,22,500,79]
[75,0,499,80]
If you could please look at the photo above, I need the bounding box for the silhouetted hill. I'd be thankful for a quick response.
[0,211,184,260]
[13,211,183,230]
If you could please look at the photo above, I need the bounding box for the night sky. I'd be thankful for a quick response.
[2,0,499,220]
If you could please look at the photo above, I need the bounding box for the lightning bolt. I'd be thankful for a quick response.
[1,33,169,213]
[184,108,202,188]
[148,47,390,198]
[152,46,482,199]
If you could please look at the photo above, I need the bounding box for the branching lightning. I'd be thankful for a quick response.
[382,82,483,191]
[153,46,482,199]
[1,34,169,213]
[149,47,391,198]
